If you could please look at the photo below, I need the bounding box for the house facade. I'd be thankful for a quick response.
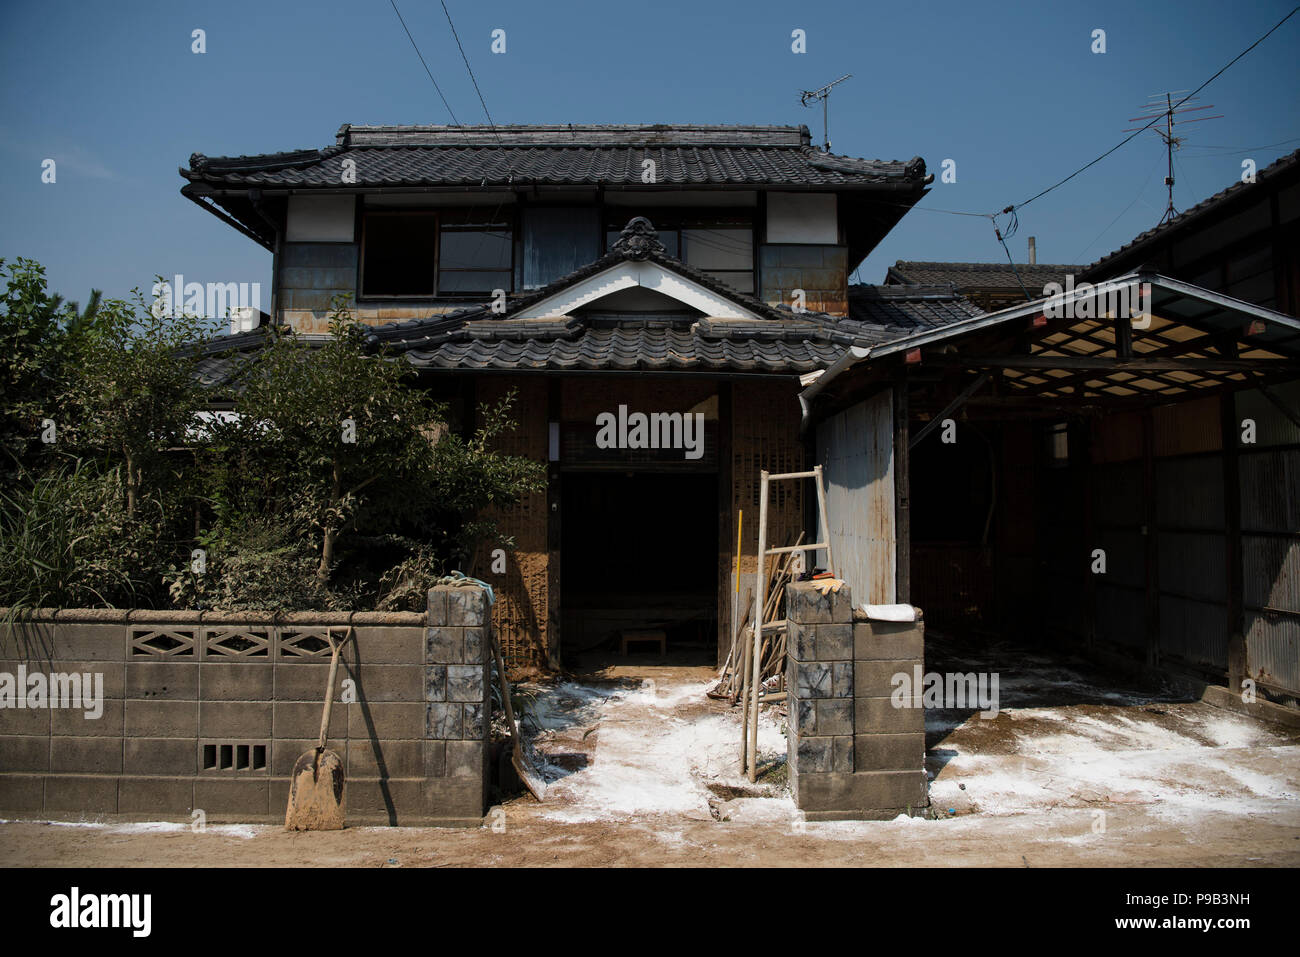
[181,124,977,669]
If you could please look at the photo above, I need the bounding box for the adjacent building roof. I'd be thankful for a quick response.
[1081,148,1300,281]
[182,124,929,191]
[884,260,1079,294]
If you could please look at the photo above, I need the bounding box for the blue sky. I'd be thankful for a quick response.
[1,0,1297,307]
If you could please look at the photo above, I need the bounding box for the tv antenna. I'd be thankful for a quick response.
[800,74,852,152]
[1124,91,1223,225]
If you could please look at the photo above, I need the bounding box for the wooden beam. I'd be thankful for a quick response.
[934,355,1297,373]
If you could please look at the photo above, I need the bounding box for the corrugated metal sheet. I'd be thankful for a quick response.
[816,391,895,605]
[1152,396,1222,457]
[1092,462,1144,526]
[1246,612,1300,697]
[1094,528,1145,588]
[1095,583,1146,650]
[1243,534,1300,612]
[1234,381,1300,448]
[1156,456,1224,527]
[1160,594,1228,670]
[1158,531,1227,601]
[1239,449,1300,532]
[1240,441,1300,697]
[1091,410,1144,464]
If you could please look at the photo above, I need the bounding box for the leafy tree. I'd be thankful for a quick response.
[57,286,215,515]
[233,297,453,582]
[0,258,79,477]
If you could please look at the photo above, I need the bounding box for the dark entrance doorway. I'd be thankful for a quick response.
[560,472,718,666]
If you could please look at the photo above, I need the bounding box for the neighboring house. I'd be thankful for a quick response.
[799,153,1300,708]
[884,260,1080,311]
[182,123,983,669]
[1081,148,1300,315]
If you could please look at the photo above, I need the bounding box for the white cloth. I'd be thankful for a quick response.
[862,603,916,622]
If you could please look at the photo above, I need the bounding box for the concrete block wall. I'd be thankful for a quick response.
[424,585,491,819]
[786,581,928,820]
[0,596,492,826]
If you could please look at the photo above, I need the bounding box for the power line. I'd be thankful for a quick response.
[1004,5,1299,215]
[439,0,502,140]
[1072,152,1164,263]
[388,0,460,125]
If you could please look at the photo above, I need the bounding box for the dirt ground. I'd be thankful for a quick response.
[3,641,1299,867]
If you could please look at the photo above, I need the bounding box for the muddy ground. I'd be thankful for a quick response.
[3,639,1298,867]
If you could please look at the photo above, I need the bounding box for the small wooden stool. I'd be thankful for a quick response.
[620,630,667,655]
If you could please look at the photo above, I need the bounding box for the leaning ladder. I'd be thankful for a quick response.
[743,465,834,782]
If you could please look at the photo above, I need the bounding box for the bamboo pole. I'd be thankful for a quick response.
[749,470,769,782]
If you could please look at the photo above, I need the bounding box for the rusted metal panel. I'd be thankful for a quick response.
[1239,442,1300,697]
[1152,396,1222,458]
[1090,410,1143,464]
[1243,534,1300,613]
[816,390,895,605]
[1246,612,1300,698]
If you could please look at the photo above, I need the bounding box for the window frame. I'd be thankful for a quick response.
[358,209,439,300]
[357,207,518,301]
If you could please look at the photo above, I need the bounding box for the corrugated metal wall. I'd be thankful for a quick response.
[1077,386,1300,700]
[1236,381,1300,700]
[815,390,896,606]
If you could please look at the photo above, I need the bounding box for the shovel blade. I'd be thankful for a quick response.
[284,747,346,830]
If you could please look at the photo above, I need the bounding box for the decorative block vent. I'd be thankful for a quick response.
[279,628,338,659]
[200,740,269,773]
[130,627,197,658]
[203,628,271,658]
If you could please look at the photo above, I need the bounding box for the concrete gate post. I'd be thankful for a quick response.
[424,585,492,820]
[786,580,929,820]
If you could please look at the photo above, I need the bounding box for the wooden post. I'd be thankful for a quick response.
[1141,408,1160,667]
[749,470,769,781]
[1221,386,1246,692]
[894,380,911,604]
[814,464,833,576]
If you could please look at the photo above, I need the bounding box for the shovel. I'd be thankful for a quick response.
[492,634,546,801]
[285,625,352,830]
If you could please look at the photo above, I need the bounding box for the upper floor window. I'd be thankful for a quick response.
[360,210,513,298]
[604,213,754,294]
[438,218,512,294]
[361,211,436,297]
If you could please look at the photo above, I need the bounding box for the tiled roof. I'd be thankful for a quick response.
[189,230,980,380]
[884,261,1079,291]
[1082,148,1300,277]
[182,124,928,189]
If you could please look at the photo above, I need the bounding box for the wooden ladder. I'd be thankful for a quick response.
[742,464,834,782]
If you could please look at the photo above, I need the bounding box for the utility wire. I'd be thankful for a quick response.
[388,0,460,125]
[440,0,503,143]
[1003,5,1299,216]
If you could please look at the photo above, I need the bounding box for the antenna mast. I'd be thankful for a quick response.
[800,74,852,152]
[1124,91,1223,225]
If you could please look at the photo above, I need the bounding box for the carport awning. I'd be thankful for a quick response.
[805,273,1300,409]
